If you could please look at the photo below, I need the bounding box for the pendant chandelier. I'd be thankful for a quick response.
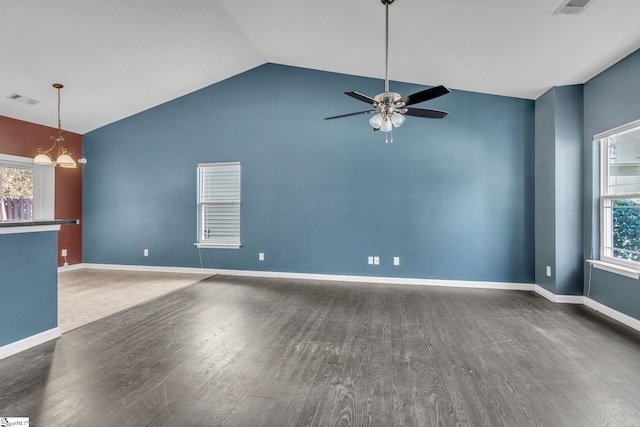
[34,83,77,168]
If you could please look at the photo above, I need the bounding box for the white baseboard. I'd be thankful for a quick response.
[0,328,60,360]
[81,263,534,291]
[534,285,557,302]
[555,295,585,304]
[82,263,215,275]
[58,263,83,273]
[70,263,640,334]
[533,286,639,332]
[534,285,584,304]
[584,297,640,332]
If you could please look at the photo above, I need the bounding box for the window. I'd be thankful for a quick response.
[1,166,33,220]
[598,119,640,267]
[196,162,241,248]
[0,154,54,220]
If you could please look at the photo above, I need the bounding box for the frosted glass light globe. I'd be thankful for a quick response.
[391,112,405,128]
[369,113,383,129]
[56,153,77,168]
[380,118,392,132]
[34,153,53,165]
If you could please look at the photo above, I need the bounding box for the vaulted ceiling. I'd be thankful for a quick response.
[1,0,640,134]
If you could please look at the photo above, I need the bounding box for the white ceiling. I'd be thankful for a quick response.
[1,0,640,134]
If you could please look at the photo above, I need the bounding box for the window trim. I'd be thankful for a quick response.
[194,162,241,249]
[593,119,640,279]
[594,118,640,141]
[0,154,55,220]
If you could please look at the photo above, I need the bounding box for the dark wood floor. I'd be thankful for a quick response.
[1,276,640,426]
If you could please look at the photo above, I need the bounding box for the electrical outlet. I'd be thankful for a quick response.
[394,256,400,266]
[61,249,67,257]
[144,249,149,257]
[374,256,380,265]
[368,256,374,265]
[259,252,265,261]
[546,266,551,277]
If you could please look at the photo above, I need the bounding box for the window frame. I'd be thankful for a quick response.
[0,154,54,220]
[195,162,241,249]
[596,119,640,276]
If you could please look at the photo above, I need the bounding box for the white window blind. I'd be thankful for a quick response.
[196,162,241,248]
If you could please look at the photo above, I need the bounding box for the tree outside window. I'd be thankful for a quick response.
[0,166,34,220]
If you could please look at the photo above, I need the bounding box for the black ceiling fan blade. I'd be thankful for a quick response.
[400,85,450,106]
[344,91,376,105]
[325,110,376,120]
[403,108,448,119]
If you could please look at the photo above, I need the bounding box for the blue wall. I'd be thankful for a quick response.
[584,50,640,319]
[83,63,535,283]
[535,89,556,293]
[554,85,583,296]
[535,86,584,295]
[0,231,58,346]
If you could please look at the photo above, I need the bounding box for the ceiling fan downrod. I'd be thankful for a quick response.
[323,0,449,134]
[381,0,396,93]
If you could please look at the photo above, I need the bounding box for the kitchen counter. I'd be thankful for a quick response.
[0,219,78,234]
[0,219,78,357]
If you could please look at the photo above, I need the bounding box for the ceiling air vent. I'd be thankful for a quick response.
[6,93,40,105]
[555,0,593,15]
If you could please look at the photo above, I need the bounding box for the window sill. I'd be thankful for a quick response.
[587,259,640,280]
[194,242,241,249]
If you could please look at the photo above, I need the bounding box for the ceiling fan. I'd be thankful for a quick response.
[325,0,450,141]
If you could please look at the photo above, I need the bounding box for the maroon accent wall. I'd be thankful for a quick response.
[0,115,82,266]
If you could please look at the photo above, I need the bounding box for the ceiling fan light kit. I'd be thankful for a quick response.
[325,0,450,142]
